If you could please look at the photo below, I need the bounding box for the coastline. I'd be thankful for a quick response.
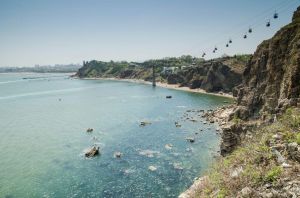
[78,76,235,197]
[80,77,234,99]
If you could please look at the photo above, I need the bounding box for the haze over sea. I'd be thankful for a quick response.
[0,73,231,197]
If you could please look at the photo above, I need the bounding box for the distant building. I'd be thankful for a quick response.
[161,66,179,75]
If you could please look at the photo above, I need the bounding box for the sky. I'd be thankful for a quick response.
[0,0,299,67]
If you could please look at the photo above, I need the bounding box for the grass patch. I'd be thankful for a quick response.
[296,133,300,145]
[264,166,282,183]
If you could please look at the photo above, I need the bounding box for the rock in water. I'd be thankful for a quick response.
[175,122,182,127]
[85,146,100,157]
[114,152,122,158]
[148,165,157,171]
[138,149,160,158]
[186,137,195,143]
[140,121,151,127]
[173,163,184,170]
[86,128,93,133]
[165,144,173,150]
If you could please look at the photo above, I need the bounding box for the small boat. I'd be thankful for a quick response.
[166,96,172,99]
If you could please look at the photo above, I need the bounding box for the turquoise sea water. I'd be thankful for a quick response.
[0,73,232,198]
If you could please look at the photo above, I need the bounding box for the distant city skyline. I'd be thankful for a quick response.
[0,0,299,67]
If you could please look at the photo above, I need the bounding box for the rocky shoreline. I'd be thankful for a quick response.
[179,105,238,197]
[179,104,300,197]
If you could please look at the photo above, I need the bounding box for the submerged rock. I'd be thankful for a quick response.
[124,168,136,175]
[165,144,173,150]
[173,163,184,170]
[148,165,157,171]
[176,124,182,127]
[114,152,122,158]
[138,149,160,158]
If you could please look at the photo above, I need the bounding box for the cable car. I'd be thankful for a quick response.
[266,20,271,27]
[213,49,216,53]
[229,39,232,44]
[214,47,218,51]
[202,52,206,57]
[226,43,229,47]
[243,34,247,39]
[248,27,252,33]
[274,12,278,19]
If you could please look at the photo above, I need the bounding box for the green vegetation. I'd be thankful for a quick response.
[196,108,300,197]
[232,114,242,124]
[77,55,205,79]
[76,54,250,81]
[222,54,251,73]
[264,166,283,183]
[233,54,251,63]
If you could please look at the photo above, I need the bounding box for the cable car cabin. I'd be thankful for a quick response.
[274,12,278,19]
[213,50,216,53]
[229,39,232,44]
[226,44,229,47]
[202,53,206,57]
[266,21,271,27]
[248,28,252,33]
[243,34,247,39]
[214,47,218,51]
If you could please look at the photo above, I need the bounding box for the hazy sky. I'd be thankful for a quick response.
[0,0,299,66]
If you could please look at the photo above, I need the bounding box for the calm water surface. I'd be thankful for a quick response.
[0,73,232,198]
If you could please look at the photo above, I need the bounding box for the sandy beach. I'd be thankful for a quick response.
[81,77,234,99]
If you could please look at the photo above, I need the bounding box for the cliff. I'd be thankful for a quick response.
[180,6,300,198]
[234,6,300,119]
[220,6,300,155]
[169,57,245,92]
[76,55,248,94]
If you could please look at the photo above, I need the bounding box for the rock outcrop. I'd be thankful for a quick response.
[221,6,300,156]
[235,6,300,119]
[166,58,245,93]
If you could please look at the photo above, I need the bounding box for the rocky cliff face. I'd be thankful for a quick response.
[76,56,248,94]
[235,6,300,119]
[165,57,246,93]
[221,6,300,155]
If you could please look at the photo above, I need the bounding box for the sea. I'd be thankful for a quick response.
[0,73,232,198]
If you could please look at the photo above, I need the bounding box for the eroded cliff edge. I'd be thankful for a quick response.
[221,6,300,155]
